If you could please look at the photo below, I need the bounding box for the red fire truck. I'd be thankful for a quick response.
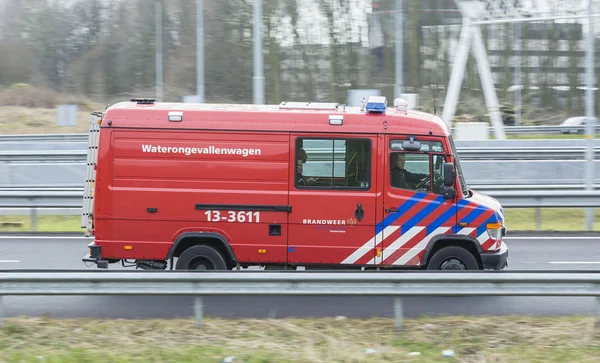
[81,96,508,271]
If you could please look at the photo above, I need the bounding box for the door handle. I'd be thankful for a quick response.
[355,203,364,221]
[385,208,398,213]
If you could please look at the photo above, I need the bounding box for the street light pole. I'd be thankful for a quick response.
[253,0,264,104]
[155,0,163,102]
[197,0,204,102]
[395,0,404,98]
[585,0,595,231]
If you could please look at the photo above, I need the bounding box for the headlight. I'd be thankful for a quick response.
[486,222,503,241]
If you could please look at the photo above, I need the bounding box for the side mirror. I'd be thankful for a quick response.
[442,162,456,200]
[443,162,456,187]
[401,136,421,151]
[443,186,456,200]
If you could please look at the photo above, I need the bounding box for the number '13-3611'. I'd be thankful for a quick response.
[204,210,260,223]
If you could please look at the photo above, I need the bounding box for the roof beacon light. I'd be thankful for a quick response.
[365,96,387,114]
[394,98,409,114]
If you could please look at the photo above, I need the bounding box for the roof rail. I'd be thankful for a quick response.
[279,101,339,111]
[130,97,156,104]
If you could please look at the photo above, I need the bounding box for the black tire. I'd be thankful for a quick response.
[175,245,227,270]
[426,246,479,270]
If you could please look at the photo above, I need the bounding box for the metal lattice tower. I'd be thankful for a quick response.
[478,0,523,20]
[467,0,595,23]
[442,0,599,139]
[443,0,597,230]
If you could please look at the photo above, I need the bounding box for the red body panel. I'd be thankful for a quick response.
[286,133,379,265]
[94,128,291,262]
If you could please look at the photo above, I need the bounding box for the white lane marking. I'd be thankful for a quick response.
[0,260,20,263]
[504,236,600,240]
[548,261,600,264]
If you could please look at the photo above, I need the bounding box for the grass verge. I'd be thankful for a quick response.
[0,316,599,362]
[2,208,600,233]
[0,106,96,134]
[503,208,600,232]
[0,215,82,233]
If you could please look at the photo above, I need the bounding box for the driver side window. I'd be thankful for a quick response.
[390,152,430,191]
[431,154,446,195]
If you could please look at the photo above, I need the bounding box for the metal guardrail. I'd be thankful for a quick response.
[490,190,600,208]
[0,134,89,142]
[1,270,599,329]
[456,146,600,160]
[2,189,600,209]
[496,125,591,135]
[0,124,594,143]
[471,184,600,190]
[1,146,599,162]
[4,138,598,153]
[0,190,83,208]
[2,184,600,193]
[2,160,599,189]
[1,189,600,209]
[0,150,84,162]
[0,189,598,232]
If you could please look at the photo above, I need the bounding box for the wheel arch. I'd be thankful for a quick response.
[166,232,237,267]
[422,234,484,268]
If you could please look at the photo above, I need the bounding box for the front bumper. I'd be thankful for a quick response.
[82,242,108,269]
[481,241,508,270]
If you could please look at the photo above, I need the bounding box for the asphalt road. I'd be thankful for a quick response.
[1,234,600,320]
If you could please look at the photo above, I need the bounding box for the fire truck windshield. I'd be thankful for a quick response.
[448,135,470,197]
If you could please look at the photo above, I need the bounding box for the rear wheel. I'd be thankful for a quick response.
[175,245,227,270]
[426,246,479,270]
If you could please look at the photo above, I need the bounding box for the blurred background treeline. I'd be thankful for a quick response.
[0,0,599,125]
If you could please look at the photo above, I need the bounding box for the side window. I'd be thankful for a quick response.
[390,139,444,153]
[389,138,447,194]
[389,152,446,195]
[431,154,445,195]
[390,153,430,191]
[295,138,371,190]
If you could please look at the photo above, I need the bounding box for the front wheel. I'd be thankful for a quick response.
[175,245,227,270]
[426,246,479,270]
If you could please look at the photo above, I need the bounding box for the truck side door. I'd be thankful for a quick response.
[287,133,378,267]
[378,135,457,267]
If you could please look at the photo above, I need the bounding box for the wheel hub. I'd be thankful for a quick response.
[187,257,213,270]
[440,258,466,270]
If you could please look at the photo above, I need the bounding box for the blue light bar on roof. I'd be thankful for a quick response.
[365,96,387,114]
